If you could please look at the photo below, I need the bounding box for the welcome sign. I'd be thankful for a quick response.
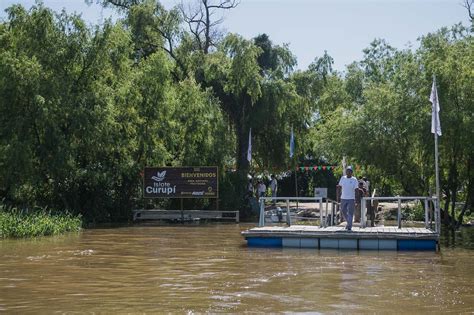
[144,167,218,198]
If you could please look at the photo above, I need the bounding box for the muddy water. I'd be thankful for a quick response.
[1,224,473,313]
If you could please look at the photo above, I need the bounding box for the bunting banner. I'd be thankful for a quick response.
[293,165,366,172]
[228,164,367,173]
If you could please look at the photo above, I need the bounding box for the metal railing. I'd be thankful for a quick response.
[325,198,341,226]
[361,196,440,233]
[258,195,440,233]
[258,197,343,227]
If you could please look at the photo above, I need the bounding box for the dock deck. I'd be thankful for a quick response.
[244,196,441,251]
[242,225,438,250]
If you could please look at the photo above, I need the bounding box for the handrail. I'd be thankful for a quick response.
[258,196,323,227]
[361,196,439,234]
[259,197,325,201]
[257,197,342,228]
[325,198,340,227]
[363,196,436,200]
[257,195,439,234]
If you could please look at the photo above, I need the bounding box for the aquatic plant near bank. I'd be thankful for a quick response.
[0,208,82,238]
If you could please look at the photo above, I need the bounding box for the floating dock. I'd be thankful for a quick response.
[242,225,438,250]
[243,196,440,251]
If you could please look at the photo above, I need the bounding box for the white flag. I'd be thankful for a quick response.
[247,128,252,162]
[430,77,442,136]
[289,128,295,158]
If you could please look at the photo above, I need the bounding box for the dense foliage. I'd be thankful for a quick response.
[0,206,82,238]
[0,1,472,226]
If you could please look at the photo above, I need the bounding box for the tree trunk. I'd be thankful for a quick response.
[443,186,451,225]
[449,161,458,227]
[456,193,470,229]
[456,156,473,228]
[236,124,250,177]
[233,95,252,216]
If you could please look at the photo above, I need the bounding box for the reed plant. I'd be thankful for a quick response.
[0,206,82,238]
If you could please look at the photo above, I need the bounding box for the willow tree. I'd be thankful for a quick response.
[0,4,142,219]
[0,3,232,221]
[98,0,317,213]
[419,24,474,226]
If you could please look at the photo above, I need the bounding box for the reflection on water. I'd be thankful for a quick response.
[441,227,474,250]
[0,224,473,313]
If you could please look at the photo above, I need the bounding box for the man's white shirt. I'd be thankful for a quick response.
[339,176,359,200]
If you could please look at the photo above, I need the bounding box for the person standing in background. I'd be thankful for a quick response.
[270,175,278,206]
[362,176,370,192]
[257,180,266,201]
[247,178,254,197]
[336,166,359,231]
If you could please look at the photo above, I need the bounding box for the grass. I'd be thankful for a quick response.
[0,207,82,238]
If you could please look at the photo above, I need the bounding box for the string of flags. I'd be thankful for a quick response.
[223,165,368,173]
[294,165,367,172]
[297,165,336,171]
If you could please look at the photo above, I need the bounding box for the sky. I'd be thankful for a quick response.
[0,0,470,71]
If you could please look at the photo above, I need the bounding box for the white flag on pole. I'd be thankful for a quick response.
[430,77,442,136]
[247,128,252,162]
[289,128,295,158]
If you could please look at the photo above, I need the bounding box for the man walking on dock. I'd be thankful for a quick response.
[337,166,359,231]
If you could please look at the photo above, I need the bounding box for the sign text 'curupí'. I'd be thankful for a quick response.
[144,167,218,198]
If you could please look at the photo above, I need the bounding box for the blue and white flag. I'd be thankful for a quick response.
[289,128,295,158]
[247,128,252,162]
[430,77,442,136]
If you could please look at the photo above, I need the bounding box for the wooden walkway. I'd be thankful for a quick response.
[133,210,239,222]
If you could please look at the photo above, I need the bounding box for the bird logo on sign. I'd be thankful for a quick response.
[151,171,166,182]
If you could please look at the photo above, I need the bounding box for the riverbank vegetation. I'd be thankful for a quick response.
[0,206,82,238]
[0,1,472,227]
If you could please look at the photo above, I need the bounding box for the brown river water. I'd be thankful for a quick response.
[1,224,473,314]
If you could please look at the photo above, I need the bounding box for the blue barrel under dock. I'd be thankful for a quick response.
[242,225,438,251]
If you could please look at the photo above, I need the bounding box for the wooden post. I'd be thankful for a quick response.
[397,197,402,229]
[294,170,299,210]
[258,199,265,227]
[361,198,366,228]
[430,199,434,229]
[324,199,329,227]
[424,198,429,229]
[435,198,441,234]
[331,202,335,226]
[286,199,291,226]
[367,197,373,227]
[319,198,323,228]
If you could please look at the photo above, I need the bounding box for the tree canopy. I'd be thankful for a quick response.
[0,1,472,226]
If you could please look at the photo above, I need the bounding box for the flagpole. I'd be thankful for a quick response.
[290,128,298,209]
[431,75,441,232]
[433,77,441,230]
[294,159,298,210]
[434,122,440,228]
